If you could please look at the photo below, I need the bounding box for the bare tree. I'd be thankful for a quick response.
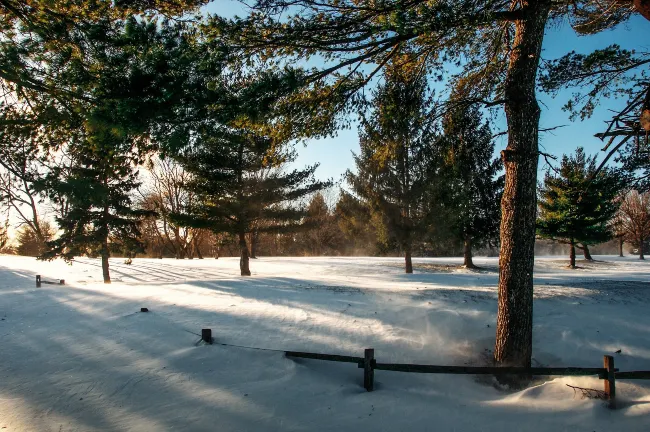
[0,138,48,242]
[616,190,650,259]
[140,156,205,259]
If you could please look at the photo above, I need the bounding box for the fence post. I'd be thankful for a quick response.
[364,348,374,392]
[36,275,41,287]
[604,355,616,409]
[59,279,65,285]
[202,329,212,344]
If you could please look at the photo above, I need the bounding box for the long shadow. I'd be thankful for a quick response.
[2,261,650,430]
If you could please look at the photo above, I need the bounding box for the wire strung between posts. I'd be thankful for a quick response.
[141,309,355,356]
[211,341,287,353]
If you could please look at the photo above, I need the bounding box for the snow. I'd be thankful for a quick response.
[1,255,649,431]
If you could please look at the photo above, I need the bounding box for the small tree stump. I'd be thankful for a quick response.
[364,348,375,392]
[202,329,212,344]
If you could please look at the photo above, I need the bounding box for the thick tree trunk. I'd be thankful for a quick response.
[569,242,576,269]
[239,231,251,276]
[101,253,111,283]
[250,230,259,259]
[494,0,551,369]
[463,235,476,269]
[405,247,413,274]
[619,237,624,257]
[101,236,111,284]
[582,244,593,261]
[640,236,645,260]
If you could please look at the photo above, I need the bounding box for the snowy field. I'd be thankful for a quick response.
[1,255,649,431]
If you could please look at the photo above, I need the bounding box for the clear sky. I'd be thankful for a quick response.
[204,1,650,185]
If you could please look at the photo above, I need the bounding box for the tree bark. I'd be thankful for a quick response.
[494,0,551,369]
[405,247,413,274]
[101,234,111,284]
[640,235,645,260]
[463,234,476,269]
[619,237,624,257]
[582,244,593,261]
[239,231,251,276]
[250,229,259,259]
[569,242,576,269]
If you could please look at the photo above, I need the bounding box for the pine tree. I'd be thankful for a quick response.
[16,222,55,256]
[347,57,436,273]
[436,107,504,268]
[297,192,345,256]
[172,127,329,276]
[41,136,153,283]
[334,190,381,256]
[537,148,622,268]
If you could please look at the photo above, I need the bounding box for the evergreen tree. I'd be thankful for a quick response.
[16,221,55,256]
[347,57,436,273]
[436,106,503,268]
[297,192,345,256]
[30,18,200,283]
[334,190,381,256]
[537,148,622,268]
[172,127,329,276]
[41,136,153,283]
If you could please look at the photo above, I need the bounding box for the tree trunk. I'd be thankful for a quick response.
[101,236,111,284]
[640,235,645,260]
[405,247,413,274]
[239,231,251,276]
[619,237,624,257]
[569,242,576,269]
[494,0,551,369]
[582,244,593,261]
[250,230,259,259]
[463,234,476,269]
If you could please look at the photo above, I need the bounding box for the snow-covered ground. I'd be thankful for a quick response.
[1,255,649,431]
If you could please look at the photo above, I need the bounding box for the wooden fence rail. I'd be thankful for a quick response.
[369,363,609,378]
[35,275,65,287]
[200,327,647,410]
[284,348,635,409]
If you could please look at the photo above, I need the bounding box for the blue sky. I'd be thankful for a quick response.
[204,1,650,185]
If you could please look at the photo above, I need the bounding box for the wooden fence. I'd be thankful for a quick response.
[197,328,649,410]
[35,275,65,287]
[281,346,649,409]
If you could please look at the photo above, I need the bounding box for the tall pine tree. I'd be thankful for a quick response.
[41,134,153,283]
[537,148,622,268]
[172,126,329,276]
[437,107,504,268]
[347,55,436,273]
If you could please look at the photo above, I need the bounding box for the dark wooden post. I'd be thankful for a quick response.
[36,275,41,287]
[59,279,65,285]
[202,329,212,344]
[140,307,149,312]
[364,348,374,392]
[604,355,616,409]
